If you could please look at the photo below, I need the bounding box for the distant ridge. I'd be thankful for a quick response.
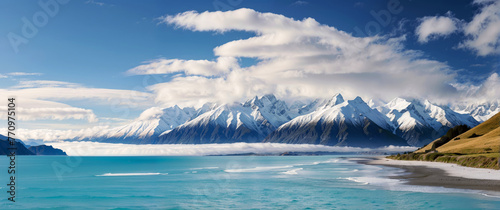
[0,135,34,155]
[28,145,67,155]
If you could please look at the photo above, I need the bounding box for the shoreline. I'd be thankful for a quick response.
[358,157,500,193]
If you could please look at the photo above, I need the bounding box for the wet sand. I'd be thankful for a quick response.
[358,157,500,192]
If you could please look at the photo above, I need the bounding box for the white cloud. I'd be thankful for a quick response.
[7,72,43,76]
[449,72,500,104]
[127,57,239,76]
[0,80,154,131]
[133,8,465,107]
[4,87,149,102]
[0,107,97,122]
[1,80,153,108]
[0,72,43,78]
[460,0,500,56]
[472,73,500,101]
[413,1,500,56]
[0,99,97,122]
[12,80,82,89]
[85,0,106,6]
[292,1,309,6]
[46,142,417,156]
[416,14,459,43]
[137,106,165,121]
[0,126,111,143]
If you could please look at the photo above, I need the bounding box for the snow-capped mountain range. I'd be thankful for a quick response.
[68,94,495,147]
[264,95,408,147]
[78,106,196,143]
[452,100,500,122]
[377,98,478,146]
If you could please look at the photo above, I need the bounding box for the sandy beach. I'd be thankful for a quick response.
[360,157,500,193]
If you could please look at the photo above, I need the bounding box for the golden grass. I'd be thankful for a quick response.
[387,152,499,170]
[416,112,500,154]
[403,113,500,170]
[462,153,499,158]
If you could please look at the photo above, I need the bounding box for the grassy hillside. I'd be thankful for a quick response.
[389,112,500,170]
[417,112,500,154]
[388,152,499,169]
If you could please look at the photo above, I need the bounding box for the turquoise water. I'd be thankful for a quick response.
[1,156,499,209]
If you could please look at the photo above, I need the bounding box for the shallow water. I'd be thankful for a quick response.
[1,156,499,209]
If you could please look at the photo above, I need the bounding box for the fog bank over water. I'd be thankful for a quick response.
[47,142,417,156]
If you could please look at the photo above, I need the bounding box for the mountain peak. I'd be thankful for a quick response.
[386,97,411,111]
[262,94,277,102]
[351,96,365,104]
[323,93,344,108]
[244,94,281,109]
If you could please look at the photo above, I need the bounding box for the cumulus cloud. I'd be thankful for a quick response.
[47,142,417,156]
[131,8,467,107]
[460,0,500,56]
[414,1,500,56]
[416,14,460,43]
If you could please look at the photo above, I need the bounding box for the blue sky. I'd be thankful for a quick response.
[0,0,499,136]
[0,0,496,89]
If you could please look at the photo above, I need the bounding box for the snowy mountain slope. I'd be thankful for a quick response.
[156,94,295,144]
[288,93,345,117]
[77,106,196,143]
[243,94,293,127]
[382,98,479,146]
[264,95,408,148]
[294,98,328,115]
[453,100,500,122]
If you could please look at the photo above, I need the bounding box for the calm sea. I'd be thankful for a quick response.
[1,156,499,209]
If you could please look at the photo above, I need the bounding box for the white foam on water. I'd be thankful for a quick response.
[394,184,487,196]
[96,172,162,176]
[225,165,294,173]
[480,193,500,199]
[371,158,500,181]
[189,167,219,170]
[281,168,303,175]
[340,161,499,198]
[313,159,340,165]
[340,175,477,195]
[339,177,368,185]
[341,176,401,186]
